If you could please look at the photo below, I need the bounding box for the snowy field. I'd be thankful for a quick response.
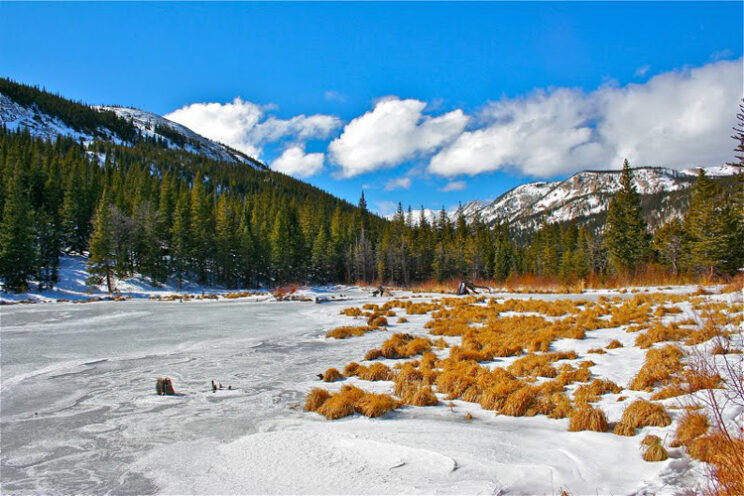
[1,286,742,495]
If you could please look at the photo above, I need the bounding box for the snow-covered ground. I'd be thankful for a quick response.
[2,285,741,494]
[0,255,277,304]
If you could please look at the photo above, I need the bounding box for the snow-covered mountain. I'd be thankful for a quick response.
[395,165,739,229]
[0,92,265,169]
[96,106,264,167]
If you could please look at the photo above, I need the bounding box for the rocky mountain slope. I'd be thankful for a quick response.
[395,165,738,232]
[0,79,264,169]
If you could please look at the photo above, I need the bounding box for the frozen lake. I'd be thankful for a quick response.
[1,292,387,494]
[1,289,710,494]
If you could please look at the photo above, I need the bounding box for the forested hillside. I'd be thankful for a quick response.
[0,82,742,293]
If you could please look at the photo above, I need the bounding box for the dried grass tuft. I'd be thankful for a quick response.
[322,368,343,382]
[614,399,671,436]
[671,411,709,447]
[642,438,669,462]
[606,339,623,349]
[304,388,332,411]
[568,407,609,432]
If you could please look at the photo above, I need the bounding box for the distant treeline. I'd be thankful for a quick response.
[0,123,742,292]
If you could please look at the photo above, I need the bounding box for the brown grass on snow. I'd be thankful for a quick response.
[671,410,709,447]
[568,407,609,432]
[322,368,343,382]
[630,345,684,391]
[304,388,332,411]
[614,399,671,436]
[642,435,669,462]
[308,385,399,419]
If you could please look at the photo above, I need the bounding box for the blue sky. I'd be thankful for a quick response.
[1,2,741,214]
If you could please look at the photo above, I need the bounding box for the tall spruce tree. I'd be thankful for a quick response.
[0,171,35,291]
[683,169,736,278]
[87,191,116,293]
[603,159,650,276]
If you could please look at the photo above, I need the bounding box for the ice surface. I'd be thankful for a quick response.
[1,288,736,494]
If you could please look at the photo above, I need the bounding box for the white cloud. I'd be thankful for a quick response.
[429,88,596,177]
[324,90,346,102]
[165,97,341,159]
[385,177,412,191]
[270,146,324,178]
[594,59,741,170]
[428,58,741,178]
[634,65,651,78]
[328,97,469,178]
[440,180,466,192]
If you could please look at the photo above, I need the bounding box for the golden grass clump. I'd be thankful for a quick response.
[606,339,623,349]
[587,348,606,354]
[343,362,361,376]
[367,315,389,328]
[378,333,432,359]
[433,337,449,349]
[573,379,622,406]
[500,386,538,417]
[322,368,343,382]
[353,362,394,381]
[642,436,669,462]
[326,325,376,339]
[671,411,709,447]
[634,321,690,349]
[341,306,362,317]
[311,385,400,419]
[397,317,409,323]
[357,393,400,418]
[547,393,574,419]
[568,407,609,432]
[555,366,592,387]
[407,386,439,406]
[364,348,383,361]
[316,386,363,419]
[686,431,744,494]
[507,351,577,378]
[609,297,652,327]
[304,388,332,411]
[629,345,684,391]
[614,399,671,436]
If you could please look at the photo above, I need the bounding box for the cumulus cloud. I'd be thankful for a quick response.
[165,97,341,159]
[385,177,412,191]
[328,97,469,178]
[270,146,325,178]
[428,58,741,178]
[440,180,466,192]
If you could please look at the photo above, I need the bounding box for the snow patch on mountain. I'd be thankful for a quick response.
[0,92,265,169]
[98,106,263,167]
[397,166,736,228]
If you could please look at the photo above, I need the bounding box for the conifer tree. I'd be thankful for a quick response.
[603,159,650,276]
[683,169,736,278]
[0,171,35,291]
[653,218,684,276]
[87,191,116,293]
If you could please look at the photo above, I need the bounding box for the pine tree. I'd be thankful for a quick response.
[683,169,735,278]
[87,191,116,293]
[653,218,684,276]
[0,172,35,292]
[603,159,650,276]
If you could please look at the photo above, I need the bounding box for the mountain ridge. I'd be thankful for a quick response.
[390,165,738,231]
[0,78,265,169]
